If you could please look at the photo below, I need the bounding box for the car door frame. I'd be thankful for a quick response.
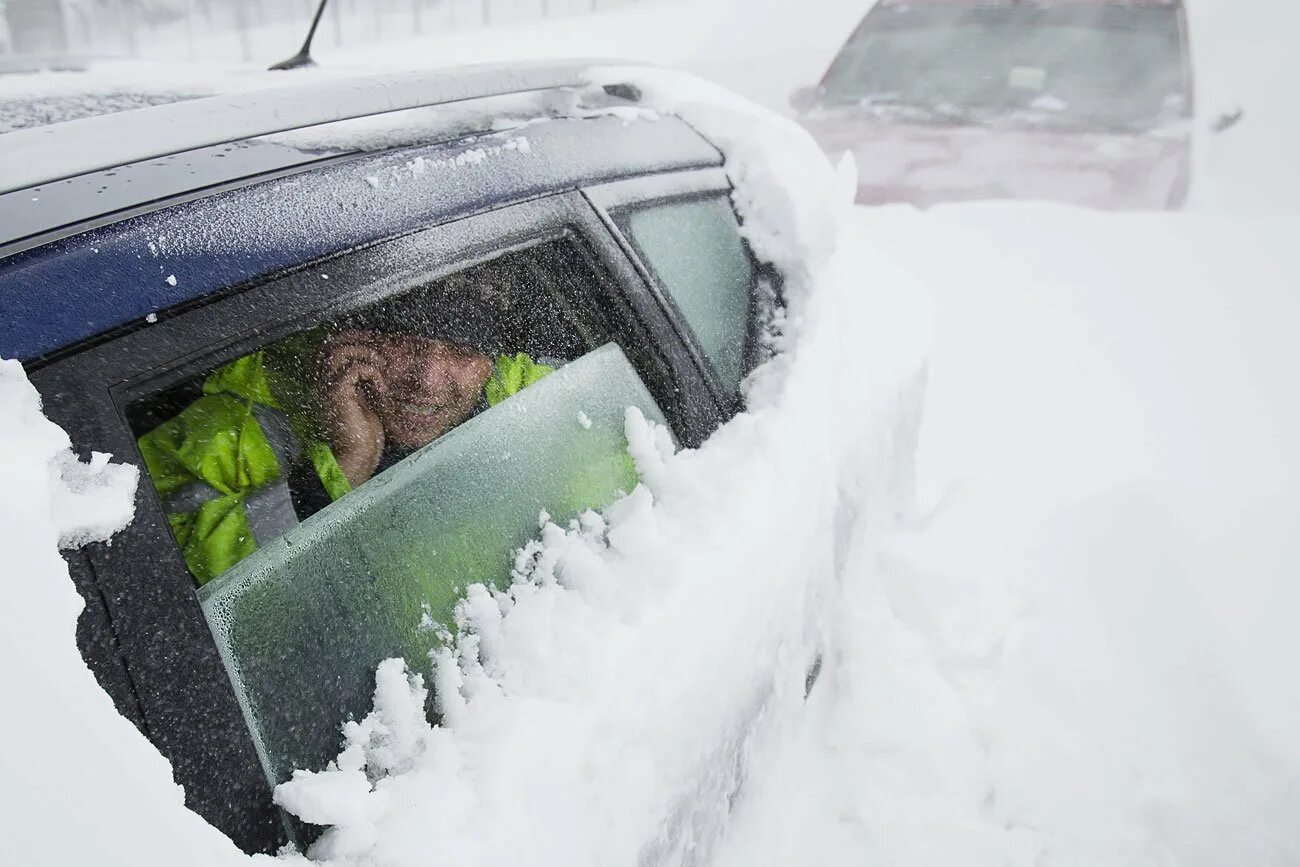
[29,189,730,855]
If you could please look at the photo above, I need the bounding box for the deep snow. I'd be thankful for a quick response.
[3,2,1300,866]
[712,204,1300,867]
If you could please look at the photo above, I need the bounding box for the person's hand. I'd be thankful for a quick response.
[322,332,386,487]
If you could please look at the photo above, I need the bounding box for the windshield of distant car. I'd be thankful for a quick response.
[820,4,1189,131]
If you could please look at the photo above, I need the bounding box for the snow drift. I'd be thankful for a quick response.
[711,204,1300,867]
[4,42,1300,867]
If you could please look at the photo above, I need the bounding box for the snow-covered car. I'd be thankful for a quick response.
[0,63,783,855]
[791,0,1203,209]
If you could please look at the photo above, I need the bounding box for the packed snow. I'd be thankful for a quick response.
[3,1,1300,866]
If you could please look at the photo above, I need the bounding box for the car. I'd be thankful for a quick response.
[790,0,1220,210]
[0,61,790,856]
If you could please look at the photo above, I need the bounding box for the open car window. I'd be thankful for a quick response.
[33,155,733,854]
[129,243,601,587]
[126,236,678,793]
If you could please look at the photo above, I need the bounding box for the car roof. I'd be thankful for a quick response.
[0,61,723,365]
[0,56,237,136]
[0,59,651,259]
[0,60,613,196]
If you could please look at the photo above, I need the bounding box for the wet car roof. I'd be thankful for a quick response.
[0,61,617,195]
[0,61,722,364]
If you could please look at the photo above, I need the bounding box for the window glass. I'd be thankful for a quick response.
[200,342,670,788]
[822,5,1187,130]
[128,237,679,790]
[622,196,756,396]
[129,242,603,588]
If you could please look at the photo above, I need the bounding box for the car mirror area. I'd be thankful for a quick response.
[127,243,597,591]
[789,85,821,115]
[1209,106,1244,133]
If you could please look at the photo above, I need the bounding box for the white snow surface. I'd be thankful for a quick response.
[712,204,1300,867]
[14,195,1299,867]
[4,5,1300,866]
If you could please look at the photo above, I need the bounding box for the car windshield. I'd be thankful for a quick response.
[820,4,1189,131]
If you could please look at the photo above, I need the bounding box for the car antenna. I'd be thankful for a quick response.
[269,0,330,71]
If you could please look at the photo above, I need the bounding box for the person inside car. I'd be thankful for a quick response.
[137,283,553,585]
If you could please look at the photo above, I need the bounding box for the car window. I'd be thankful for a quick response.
[823,4,1187,130]
[126,236,678,790]
[200,342,670,789]
[128,242,603,588]
[620,195,757,398]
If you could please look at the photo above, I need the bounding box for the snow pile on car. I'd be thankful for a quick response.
[269,68,932,866]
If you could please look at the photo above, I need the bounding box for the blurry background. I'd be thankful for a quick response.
[1,0,1293,213]
[0,0,648,62]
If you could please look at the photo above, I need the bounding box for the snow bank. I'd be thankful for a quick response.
[904,207,1300,867]
[710,203,1300,867]
[0,361,265,867]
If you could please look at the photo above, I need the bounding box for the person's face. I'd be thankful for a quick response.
[366,332,492,449]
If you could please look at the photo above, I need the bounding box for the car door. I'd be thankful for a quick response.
[29,190,732,854]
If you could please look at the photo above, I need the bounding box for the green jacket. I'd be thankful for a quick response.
[138,350,553,585]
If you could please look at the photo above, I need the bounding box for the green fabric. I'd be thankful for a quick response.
[175,394,280,496]
[141,348,552,585]
[486,352,554,407]
[167,497,257,585]
[138,354,286,585]
[305,440,353,502]
[202,352,281,408]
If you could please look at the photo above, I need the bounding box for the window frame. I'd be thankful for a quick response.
[29,190,728,854]
[583,169,775,414]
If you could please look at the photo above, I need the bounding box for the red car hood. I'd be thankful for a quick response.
[801,114,1190,210]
